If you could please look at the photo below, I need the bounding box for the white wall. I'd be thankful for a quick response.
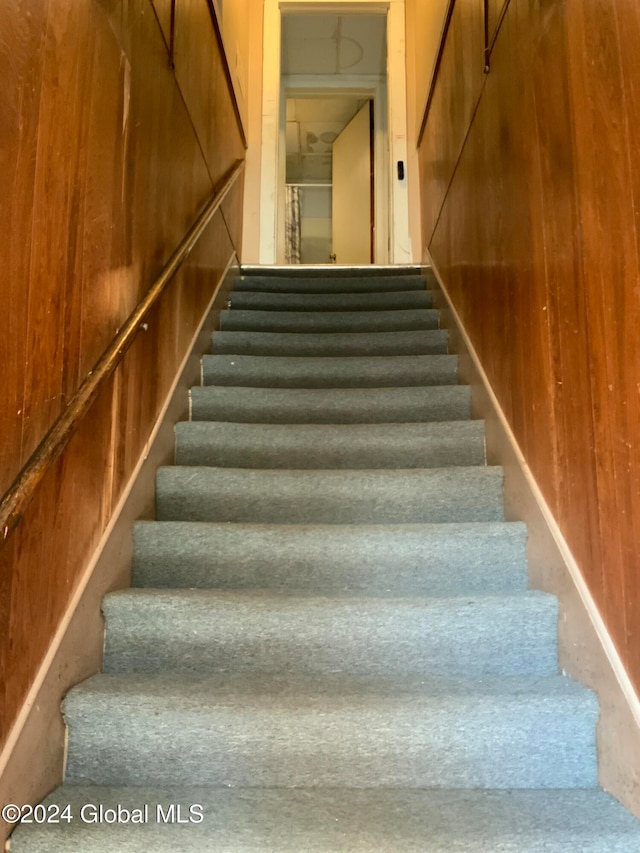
[239,0,265,263]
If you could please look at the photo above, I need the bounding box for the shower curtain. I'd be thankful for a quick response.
[285,185,302,264]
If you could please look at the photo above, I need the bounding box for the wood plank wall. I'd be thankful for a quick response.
[418,0,640,693]
[0,0,245,748]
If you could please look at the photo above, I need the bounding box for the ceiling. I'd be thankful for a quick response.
[281,14,387,77]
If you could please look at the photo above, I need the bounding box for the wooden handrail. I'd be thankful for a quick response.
[0,158,245,540]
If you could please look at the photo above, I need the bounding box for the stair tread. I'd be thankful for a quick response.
[177,420,483,437]
[211,328,448,356]
[220,307,441,331]
[155,465,504,524]
[233,273,428,292]
[63,672,598,789]
[102,589,558,678]
[12,787,640,853]
[132,519,528,595]
[202,353,458,388]
[175,420,485,469]
[190,384,470,423]
[240,263,424,276]
[228,290,433,312]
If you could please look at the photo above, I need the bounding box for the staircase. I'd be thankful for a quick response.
[11,266,640,851]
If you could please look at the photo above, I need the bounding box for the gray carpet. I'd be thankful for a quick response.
[11,266,640,851]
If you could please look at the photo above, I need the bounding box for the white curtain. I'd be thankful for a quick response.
[285,185,302,264]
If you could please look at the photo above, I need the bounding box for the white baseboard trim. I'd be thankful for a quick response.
[424,251,640,815]
[0,255,238,843]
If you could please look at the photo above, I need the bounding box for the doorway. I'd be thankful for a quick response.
[284,96,373,264]
[259,1,411,265]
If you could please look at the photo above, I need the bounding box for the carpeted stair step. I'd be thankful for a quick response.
[102,590,558,678]
[211,328,448,356]
[220,307,441,332]
[240,263,426,277]
[62,673,598,789]
[155,466,504,524]
[132,520,529,595]
[202,353,458,387]
[190,384,471,423]
[228,290,432,312]
[15,266,638,853]
[233,274,428,292]
[10,786,640,853]
[174,421,485,469]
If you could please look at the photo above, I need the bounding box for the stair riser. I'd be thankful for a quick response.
[239,265,427,278]
[64,700,598,789]
[155,467,505,525]
[132,522,529,595]
[228,291,433,312]
[102,594,558,679]
[190,386,471,423]
[202,355,458,388]
[220,308,441,333]
[210,329,448,357]
[174,422,486,469]
[233,275,428,293]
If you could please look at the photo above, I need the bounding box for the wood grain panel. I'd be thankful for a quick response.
[0,0,244,749]
[564,0,640,670]
[21,3,95,462]
[174,0,245,185]
[486,0,509,56]
[418,0,486,248]
[152,0,174,49]
[0,1,49,495]
[221,171,246,259]
[420,0,640,692]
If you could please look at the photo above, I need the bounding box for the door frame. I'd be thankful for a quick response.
[259,0,411,264]
[281,78,387,264]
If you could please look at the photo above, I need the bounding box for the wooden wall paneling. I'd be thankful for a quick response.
[174,0,217,180]
[0,0,246,753]
[422,0,640,693]
[127,0,204,295]
[1,380,116,739]
[152,0,174,50]
[486,0,501,43]
[418,0,486,247]
[20,3,96,465]
[486,0,510,58]
[0,1,49,497]
[528,0,604,601]
[428,0,596,581]
[220,171,245,258]
[565,0,640,670]
[174,0,245,187]
[494,1,555,489]
[612,0,640,677]
[75,7,129,391]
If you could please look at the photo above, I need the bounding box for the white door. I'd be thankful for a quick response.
[331,102,373,264]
